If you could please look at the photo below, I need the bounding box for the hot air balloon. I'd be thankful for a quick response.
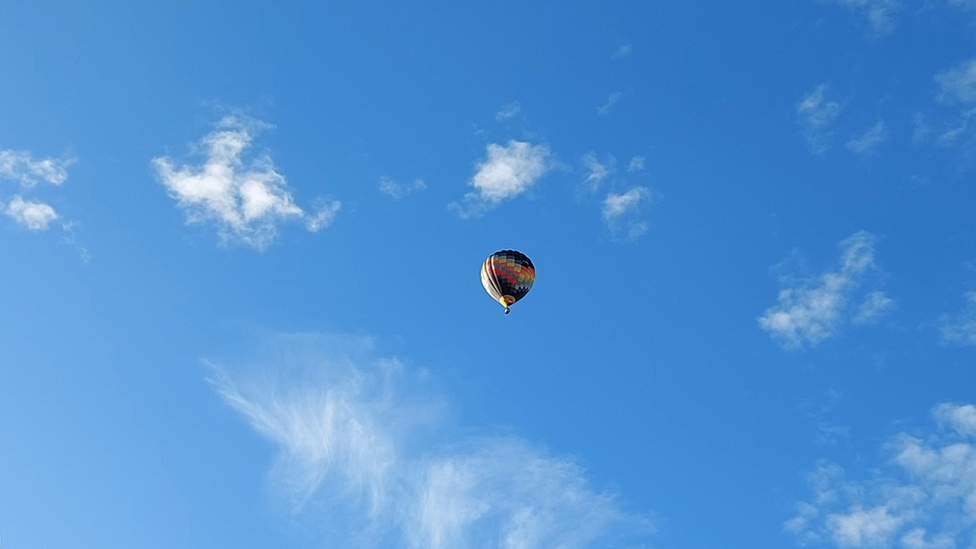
[481,250,535,314]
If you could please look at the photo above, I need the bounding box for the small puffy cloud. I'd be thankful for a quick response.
[787,402,976,549]
[4,196,59,231]
[825,0,901,37]
[847,120,888,155]
[758,231,889,350]
[612,43,632,59]
[580,153,615,193]
[597,92,623,116]
[627,156,646,173]
[495,102,521,121]
[798,84,843,154]
[152,115,339,250]
[940,291,976,346]
[602,187,652,240]
[449,140,551,218]
[0,150,73,187]
[379,177,427,200]
[209,333,654,548]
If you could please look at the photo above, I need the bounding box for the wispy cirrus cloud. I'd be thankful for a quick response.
[580,153,615,193]
[208,333,653,549]
[449,140,551,218]
[823,0,901,37]
[627,156,646,174]
[846,120,888,155]
[758,231,892,350]
[798,85,843,154]
[941,291,976,345]
[852,290,896,325]
[495,102,521,121]
[602,187,652,240]
[611,42,632,60]
[597,92,623,116]
[914,58,976,158]
[379,177,426,200]
[152,115,340,250]
[787,402,976,548]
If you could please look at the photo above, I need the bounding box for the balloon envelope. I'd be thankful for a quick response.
[481,250,535,313]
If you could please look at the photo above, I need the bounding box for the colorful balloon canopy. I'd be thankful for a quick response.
[481,250,535,314]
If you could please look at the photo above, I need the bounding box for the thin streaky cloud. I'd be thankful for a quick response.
[797,84,842,154]
[4,196,59,231]
[846,120,888,155]
[597,92,623,116]
[0,149,73,187]
[602,187,652,240]
[152,115,340,250]
[495,102,521,121]
[380,177,427,200]
[758,231,887,350]
[940,291,976,346]
[449,140,551,218]
[209,333,654,549]
[787,402,976,549]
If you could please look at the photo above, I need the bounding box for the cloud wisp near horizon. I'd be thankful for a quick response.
[208,333,653,549]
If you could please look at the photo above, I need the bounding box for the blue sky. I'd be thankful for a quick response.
[3,1,976,548]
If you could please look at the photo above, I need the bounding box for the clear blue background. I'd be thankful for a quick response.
[2,1,975,548]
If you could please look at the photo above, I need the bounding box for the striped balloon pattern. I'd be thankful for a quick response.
[481,250,535,314]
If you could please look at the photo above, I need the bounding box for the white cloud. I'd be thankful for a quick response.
[798,84,843,154]
[612,43,632,59]
[0,150,73,188]
[602,187,652,240]
[847,121,888,155]
[627,156,646,173]
[209,333,653,549]
[495,102,522,121]
[152,115,339,250]
[758,231,888,350]
[937,59,976,106]
[941,291,976,346]
[916,59,976,153]
[787,402,976,548]
[852,290,895,325]
[304,200,342,232]
[449,141,551,218]
[825,0,901,37]
[379,177,427,200]
[580,153,615,192]
[4,196,59,231]
[597,92,623,116]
